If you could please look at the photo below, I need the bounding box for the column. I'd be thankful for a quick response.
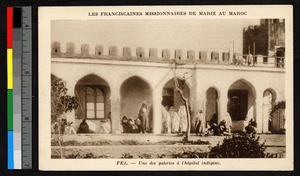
[110,83,122,134]
[219,88,228,123]
[152,87,162,134]
[190,73,198,132]
[197,90,205,121]
[255,96,263,133]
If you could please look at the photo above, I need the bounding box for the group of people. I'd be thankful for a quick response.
[121,103,191,134]
[120,102,236,136]
[121,102,151,134]
[77,112,112,134]
[194,112,233,136]
[161,105,189,134]
[53,101,258,136]
[162,106,233,136]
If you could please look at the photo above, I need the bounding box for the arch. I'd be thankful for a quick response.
[206,87,219,123]
[119,73,153,93]
[161,77,191,134]
[263,88,277,103]
[120,76,153,133]
[230,78,257,99]
[262,88,277,132]
[74,74,111,133]
[75,73,112,90]
[161,77,191,111]
[227,78,256,132]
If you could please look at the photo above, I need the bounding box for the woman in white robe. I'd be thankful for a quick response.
[195,110,206,135]
[224,112,232,133]
[169,106,180,133]
[161,105,171,134]
[178,106,188,133]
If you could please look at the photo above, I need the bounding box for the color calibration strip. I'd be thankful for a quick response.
[7,6,32,170]
[7,6,14,170]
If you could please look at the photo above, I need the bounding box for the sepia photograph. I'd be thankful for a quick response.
[39,5,293,170]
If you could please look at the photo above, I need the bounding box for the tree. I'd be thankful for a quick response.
[171,60,191,141]
[51,77,78,123]
[51,76,78,158]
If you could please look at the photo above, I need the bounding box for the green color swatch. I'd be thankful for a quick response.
[7,89,13,131]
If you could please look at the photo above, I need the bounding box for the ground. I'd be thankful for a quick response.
[51,133,285,158]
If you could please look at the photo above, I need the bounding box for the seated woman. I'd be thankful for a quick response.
[218,120,231,136]
[77,119,90,133]
[100,112,112,134]
[207,113,219,135]
[245,118,257,135]
[121,116,130,133]
[121,116,140,133]
[208,123,219,135]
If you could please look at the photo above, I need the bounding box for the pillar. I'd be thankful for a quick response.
[110,83,122,133]
[255,96,263,133]
[219,88,228,123]
[152,87,162,134]
[190,71,198,132]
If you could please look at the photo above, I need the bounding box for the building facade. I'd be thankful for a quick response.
[51,42,285,134]
[243,19,285,57]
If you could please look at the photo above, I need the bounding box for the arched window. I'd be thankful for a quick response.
[86,86,105,119]
[75,74,110,120]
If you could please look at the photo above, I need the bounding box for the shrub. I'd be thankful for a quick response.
[171,150,208,158]
[65,152,109,159]
[138,153,152,159]
[157,154,166,158]
[119,140,139,145]
[209,133,266,158]
[182,139,210,145]
[121,153,133,158]
[270,101,286,134]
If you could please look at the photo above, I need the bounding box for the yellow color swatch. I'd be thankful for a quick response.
[7,49,13,89]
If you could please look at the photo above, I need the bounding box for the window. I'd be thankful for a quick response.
[85,86,105,119]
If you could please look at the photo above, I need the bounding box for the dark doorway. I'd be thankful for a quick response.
[228,90,248,121]
[162,88,174,110]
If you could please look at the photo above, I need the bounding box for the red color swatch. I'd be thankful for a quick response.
[7,7,13,48]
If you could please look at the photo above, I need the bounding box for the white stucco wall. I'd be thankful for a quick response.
[51,57,285,133]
